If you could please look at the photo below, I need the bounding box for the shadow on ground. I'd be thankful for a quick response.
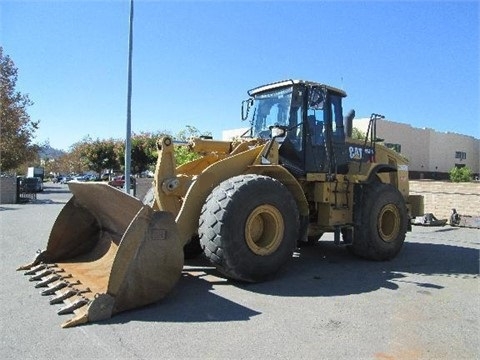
[90,239,478,327]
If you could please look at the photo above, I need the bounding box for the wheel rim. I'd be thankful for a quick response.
[245,205,284,255]
[378,204,400,242]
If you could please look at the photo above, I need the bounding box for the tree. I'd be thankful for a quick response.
[174,125,210,165]
[0,47,39,171]
[449,166,472,182]
[53,151,86,175]
[116,131,165,174]
[131,132,162,174]
[63,140,90,174]
[117,127,205,172]
[175,125,209,142]
[47,126,210,177]
[75,137,120,174]
[351,127,366,140]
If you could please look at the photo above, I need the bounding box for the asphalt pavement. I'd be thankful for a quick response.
[1,183,479,360]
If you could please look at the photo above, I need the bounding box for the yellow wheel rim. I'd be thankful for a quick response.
[245,205,284,255]
[378,204,400,242]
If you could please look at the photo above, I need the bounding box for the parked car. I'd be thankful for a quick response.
[59,176,72,184]
[108,175,136,189]
[140,170,154,178]
[52,175,61,183]
[101,173,114,181]
[22,177,43,193]
[87,174,100,181]
[73,175,89,182]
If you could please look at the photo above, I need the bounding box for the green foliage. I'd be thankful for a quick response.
[351,127,365,140]
[75,137,120,174]
[174,125,210,165]
[38,126,210,175]
[117,131,166,173]
[449,166,473,182]
[175,125,210,142]
[174,145,201,165]
[0,47,39,171]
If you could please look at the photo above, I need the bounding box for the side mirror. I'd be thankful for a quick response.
[241,98,253,121]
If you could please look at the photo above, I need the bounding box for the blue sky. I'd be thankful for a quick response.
[2,0,479,150]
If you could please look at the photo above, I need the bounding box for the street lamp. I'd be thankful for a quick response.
[124,0,134,193]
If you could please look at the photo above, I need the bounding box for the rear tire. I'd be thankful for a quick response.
[199,174,299,282]
[348,183,408,260]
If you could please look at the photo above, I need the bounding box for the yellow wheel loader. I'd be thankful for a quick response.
[18,79,423,327]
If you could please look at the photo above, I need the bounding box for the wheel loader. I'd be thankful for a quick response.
[18,79,424,328]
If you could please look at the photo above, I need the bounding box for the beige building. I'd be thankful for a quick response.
[353,118,480,179]
[222,127,250,141]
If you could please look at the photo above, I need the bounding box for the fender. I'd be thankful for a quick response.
[365,164,397,183]
[245,164,309,218]
[175,144,264,246]
[246,164,310,243]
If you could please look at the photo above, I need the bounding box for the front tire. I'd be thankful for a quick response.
[349,183,408,260]
[199,174,299,282]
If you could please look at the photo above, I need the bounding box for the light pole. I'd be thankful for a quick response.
[124,0,134,193]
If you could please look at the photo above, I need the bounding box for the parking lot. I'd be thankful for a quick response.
[1,183,479,359]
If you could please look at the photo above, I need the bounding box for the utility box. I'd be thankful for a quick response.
[0,176,17,204]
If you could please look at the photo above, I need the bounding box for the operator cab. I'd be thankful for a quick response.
[242,79,350,176]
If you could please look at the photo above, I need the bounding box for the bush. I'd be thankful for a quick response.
[449,166,473,182]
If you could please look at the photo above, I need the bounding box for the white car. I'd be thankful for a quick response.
[59,176,72,184]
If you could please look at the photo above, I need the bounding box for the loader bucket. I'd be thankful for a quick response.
[17,182,184,328]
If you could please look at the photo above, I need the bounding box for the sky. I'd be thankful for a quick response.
[1,0,479,151]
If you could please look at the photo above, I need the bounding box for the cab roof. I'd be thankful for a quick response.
[248,79,347,97]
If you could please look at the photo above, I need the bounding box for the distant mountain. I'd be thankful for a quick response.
[38,145,65,160]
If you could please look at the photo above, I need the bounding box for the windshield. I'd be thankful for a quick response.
[247,87,293,138]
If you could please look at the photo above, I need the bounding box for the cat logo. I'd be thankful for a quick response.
[349,146,363,160]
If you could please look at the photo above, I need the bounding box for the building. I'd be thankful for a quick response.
[353,118,479,179]
[222,127,250,141]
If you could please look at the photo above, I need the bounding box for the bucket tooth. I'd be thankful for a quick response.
[49,289,77,305]
[41,281,68,296]
[24,263,58,276]
[34,271,69,288]
[50,287,90,305]
[41,278,77,296]
[29,269,54,281]
[35,274,61,288]
[24,264,46,276]
[57,298,89,315]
